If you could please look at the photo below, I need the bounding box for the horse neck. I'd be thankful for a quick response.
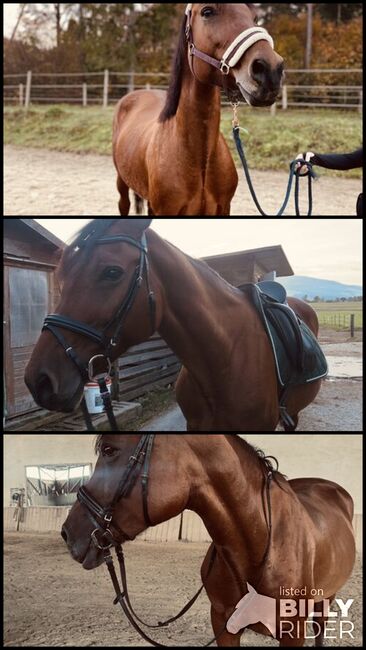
[187,436,273,570]
[175,65,222,163]
[149,231,252,379]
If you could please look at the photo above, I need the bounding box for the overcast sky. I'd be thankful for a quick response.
[35,219,362,286]
[4,3,19,38]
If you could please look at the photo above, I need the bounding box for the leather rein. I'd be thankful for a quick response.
[42,232,156,432]
[76,434,277,647]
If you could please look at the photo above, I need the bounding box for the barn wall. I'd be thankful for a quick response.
[241,434,362,514]
[4,434,362,552]
[4,507,362,553]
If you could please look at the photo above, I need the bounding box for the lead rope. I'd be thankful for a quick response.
[231,103,317,217]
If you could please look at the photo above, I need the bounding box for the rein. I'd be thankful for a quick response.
[231,104,317,217]
[77,434,277,647]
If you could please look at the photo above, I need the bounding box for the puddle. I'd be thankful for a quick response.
[326,356,362,379]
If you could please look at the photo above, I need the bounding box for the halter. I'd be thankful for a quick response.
[42,232,156,431]
[185,3,274,76]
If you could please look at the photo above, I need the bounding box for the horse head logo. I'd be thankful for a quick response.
[227,583,277,638]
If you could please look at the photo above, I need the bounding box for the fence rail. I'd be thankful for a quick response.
[4,507,363,552]
[117,336,181,402]
[317,311,362,331]
[3,69,363,112]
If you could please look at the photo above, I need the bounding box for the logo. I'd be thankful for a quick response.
[226,584,354,641]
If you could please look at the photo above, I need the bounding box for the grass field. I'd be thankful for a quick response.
[4,104,362,177]
[311,301,363,329]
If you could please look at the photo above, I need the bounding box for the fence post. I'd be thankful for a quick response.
[82,83,87,107]
[270,103,277,117]
[359,91,363,115]
[350,314,355,338]
[25,70,32,111]
[103,69,109,108]
[282,85,288,110]
[128,71,135,93]
[19,83,24,106]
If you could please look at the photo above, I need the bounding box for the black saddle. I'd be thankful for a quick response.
[257,281,287,303]
[239,282,328,424]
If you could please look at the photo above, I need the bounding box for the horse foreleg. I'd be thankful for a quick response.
[211,607,242,647]
[313,596,336,647]
[217,204,231,216]
[116,176,131,216]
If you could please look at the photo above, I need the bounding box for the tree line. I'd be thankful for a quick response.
[4,3,363,77]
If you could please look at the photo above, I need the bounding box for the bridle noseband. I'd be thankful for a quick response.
[77,434,155,549]
[42,232,156,431]
[185,3,274,78]
[73,434,278,648]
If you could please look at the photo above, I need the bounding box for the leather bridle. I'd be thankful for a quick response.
[73,434,277,648]
[185,3,274,77]
[77,434,155,548]
[42,232,156,431]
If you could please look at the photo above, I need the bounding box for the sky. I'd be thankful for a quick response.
[35,218,363,286]
[3,3,145,38]
[4,4,19,38]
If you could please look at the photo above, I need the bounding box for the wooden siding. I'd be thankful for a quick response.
[4,509,363,554]
[117,336,181,401]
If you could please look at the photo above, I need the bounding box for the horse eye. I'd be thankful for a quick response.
[102,445,117,457]
[103,267,124,281]
[201,6,215,18]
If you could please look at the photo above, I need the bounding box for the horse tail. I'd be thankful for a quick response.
[134,194,144,215]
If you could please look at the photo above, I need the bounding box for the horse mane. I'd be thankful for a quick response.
[232,435,288,483]
[159,13,190,123]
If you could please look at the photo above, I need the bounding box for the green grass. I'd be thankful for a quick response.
[311,301,363,329]
[4,104,362,177]
[222,106,362,177]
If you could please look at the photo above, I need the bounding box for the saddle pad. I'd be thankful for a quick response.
[241,284,328,388]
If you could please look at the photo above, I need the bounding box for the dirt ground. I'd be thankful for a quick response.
[140,331,362,432]
[4,534,362,647]
[4,146,360,216]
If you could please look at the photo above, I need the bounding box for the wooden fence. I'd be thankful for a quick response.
[4,507,362,552]
[4,69,363,112]
[117,336,181,402]
[3,507,210,543]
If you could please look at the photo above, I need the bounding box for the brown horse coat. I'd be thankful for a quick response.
[113,5,284,215]
[62,434,356,647]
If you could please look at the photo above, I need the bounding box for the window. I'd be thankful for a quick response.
[25,464,91,506]
[9,268,48,347]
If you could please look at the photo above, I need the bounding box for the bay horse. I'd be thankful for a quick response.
[25,218,323,432]
[112,4,284,216]
[61,434,356,647]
